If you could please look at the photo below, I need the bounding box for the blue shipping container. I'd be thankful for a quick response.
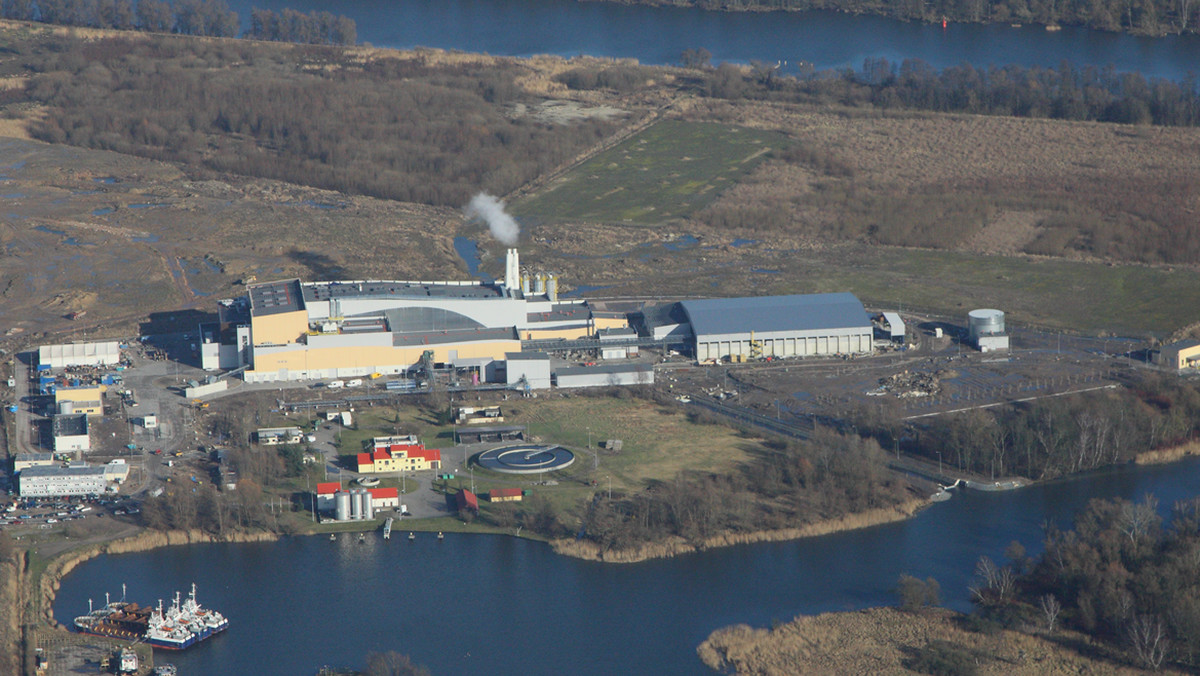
[36,364,51,372]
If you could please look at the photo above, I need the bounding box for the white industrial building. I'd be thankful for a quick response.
[681,293,874,362]
[555,364,654,389]
[200,250,629,384]
[18,460,129,497]
[38,341,120,369]
[52,413,90,453]
[504,351,552,390]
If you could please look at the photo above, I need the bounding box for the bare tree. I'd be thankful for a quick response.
[971,555,1015,605]
[1128,614,1170,670]
[1119,494,1160,553]
[1041,594,1062,632]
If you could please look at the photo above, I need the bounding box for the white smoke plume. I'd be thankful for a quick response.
[463,192,520,246]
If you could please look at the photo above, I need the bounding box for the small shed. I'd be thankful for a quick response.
[489,488,523,502]
[456,489,479,514]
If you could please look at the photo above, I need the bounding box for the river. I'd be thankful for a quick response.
[225,0,1200,80]
[54,456,1200,675]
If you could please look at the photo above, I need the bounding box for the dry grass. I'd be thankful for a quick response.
[504,395,756,492]
[698,606,1173,675]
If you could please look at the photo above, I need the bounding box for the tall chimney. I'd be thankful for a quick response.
[505,248,519,294]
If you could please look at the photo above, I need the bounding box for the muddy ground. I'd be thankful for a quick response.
[0,137,463,343]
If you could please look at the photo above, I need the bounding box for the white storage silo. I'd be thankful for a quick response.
[335,491,351,521]
[349,490,362,520]
[362,490,375,520]
[967,309,1005,341]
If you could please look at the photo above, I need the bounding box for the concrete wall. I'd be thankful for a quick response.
[506,359,552,390]
[185,380,229,399]
[695,327,872,362]
[593,316,629,331]
[53,433,89,453]
[556,368,654,389]
[246,339,521,383]
[521,326,591,341]
[251,310,308,346]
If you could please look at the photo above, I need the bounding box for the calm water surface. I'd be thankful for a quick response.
[224,0,1200,80]
[56,457,1200,674]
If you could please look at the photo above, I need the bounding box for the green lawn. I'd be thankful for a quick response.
[820,248,1200,335]
[513,120,790,224]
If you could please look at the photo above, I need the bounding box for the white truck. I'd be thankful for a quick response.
[327,380,345,389]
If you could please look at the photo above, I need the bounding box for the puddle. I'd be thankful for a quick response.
[129,202,169,209]
[73,190,101,196]
[202,259,222,274]
[2,193,24,199]
[279,199,346,209]
[93,177,118,184]
[562,284,613,298]
[750,268,781,274]
[663,235,699,251]
[63,237,84,246]
[731,239,758,247]
[452,236,494,283]
[34,225,66,236]
[92,207,115,216]
[271,267,284,274]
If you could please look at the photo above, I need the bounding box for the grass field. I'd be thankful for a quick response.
[315,395,763,529]
[513,120,791,225]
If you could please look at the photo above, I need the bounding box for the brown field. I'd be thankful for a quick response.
[698,606,1173,675]
[1,24,1199,343]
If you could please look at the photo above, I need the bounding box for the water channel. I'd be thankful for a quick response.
[55,456,1200,674]
[224,0,1200,80]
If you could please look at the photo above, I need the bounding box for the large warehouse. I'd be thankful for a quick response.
[681,293,874,362]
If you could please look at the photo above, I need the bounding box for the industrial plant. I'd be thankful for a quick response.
[195,248,889,388]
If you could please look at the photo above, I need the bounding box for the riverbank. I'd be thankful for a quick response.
[551,498,928,563]
[583,0,1184,38]
[1136,439,1200,465]
[697,606,1170,675]
[38,529,278,630]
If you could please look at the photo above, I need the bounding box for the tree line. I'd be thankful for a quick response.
[964,495,1200,671]
[0,0,356,44]
[17,34,616,207]
[681,57,1200,127]
[608,0,1199,35]
[868,373,1200,481]
[247,8,355,46]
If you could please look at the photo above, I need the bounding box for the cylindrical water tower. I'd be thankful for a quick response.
[967,309,1005,341]
[335,491,351,521]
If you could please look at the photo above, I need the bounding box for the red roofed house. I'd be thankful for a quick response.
[456,489,479,514]
[489,488,523,502]
[367,487,400,510]
[358,444,442,474]
[315,482,341,510]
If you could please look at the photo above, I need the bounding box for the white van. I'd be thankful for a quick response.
[347,379,363,388]
[327,381,345,389]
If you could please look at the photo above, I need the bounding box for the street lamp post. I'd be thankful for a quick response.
[606,475,611,500]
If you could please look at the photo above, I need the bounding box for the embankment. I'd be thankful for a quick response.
[1136,440,1200,465]
[551,498,927,563]
[697,606,1160,675]
[39,529,277,628]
